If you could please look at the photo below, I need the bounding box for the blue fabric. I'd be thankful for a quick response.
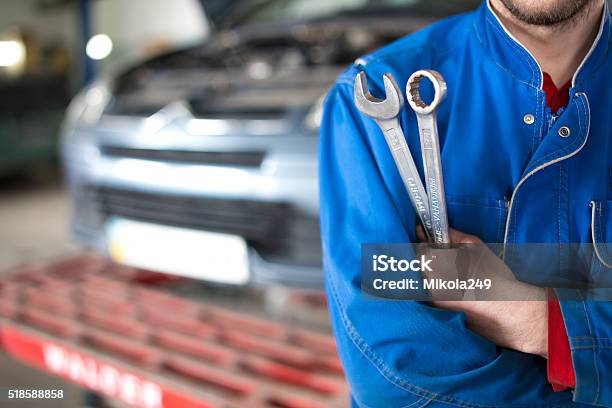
[319,1,612,406]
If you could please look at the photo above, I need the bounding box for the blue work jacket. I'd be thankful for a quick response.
[319,1,612,406]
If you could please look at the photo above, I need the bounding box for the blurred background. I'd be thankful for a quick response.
[0,1,479,407]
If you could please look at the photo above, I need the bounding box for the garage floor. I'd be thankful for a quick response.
[0,179,77,270]
[0,178,83,407]
[0,177,336,408]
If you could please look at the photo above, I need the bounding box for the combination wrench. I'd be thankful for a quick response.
[354,71,433,241]
[406,70,450,247]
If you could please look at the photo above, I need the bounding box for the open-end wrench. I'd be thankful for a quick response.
[354,71,433,241]
[406,70,450,247]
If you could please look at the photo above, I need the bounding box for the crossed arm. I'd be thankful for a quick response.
[321,81,611,406]
[415,226,549,358]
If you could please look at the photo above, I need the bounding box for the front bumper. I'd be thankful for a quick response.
[62,115,322,289]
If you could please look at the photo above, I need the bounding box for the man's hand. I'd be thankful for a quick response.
[437,298,548,358]
[416,226,548,358]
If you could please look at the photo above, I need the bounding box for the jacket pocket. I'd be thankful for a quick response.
[590,200,612,269]
[446,195,508,244]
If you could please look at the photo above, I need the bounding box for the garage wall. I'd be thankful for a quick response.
[0,0,209,86]
[93,0,209,72]
[0,1,79,88]
[0,1,77,46]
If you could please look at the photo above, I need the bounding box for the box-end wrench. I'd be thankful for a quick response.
[406,70,450,247]
[354,71,433,241]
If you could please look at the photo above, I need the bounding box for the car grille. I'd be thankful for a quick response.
[100,146,265,168]
[81,187,321,266]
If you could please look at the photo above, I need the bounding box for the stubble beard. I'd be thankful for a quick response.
[498,0,596,27]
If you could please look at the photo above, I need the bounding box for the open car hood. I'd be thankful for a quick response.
[199,0,481,31]
[198,0,245,29]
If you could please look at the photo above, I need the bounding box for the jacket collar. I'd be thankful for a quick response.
[473,0,610,90]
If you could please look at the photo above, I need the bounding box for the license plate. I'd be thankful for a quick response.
[106,217,249,284]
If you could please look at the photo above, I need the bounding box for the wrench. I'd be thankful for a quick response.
[354,71,433,241]
[406,70,450,247]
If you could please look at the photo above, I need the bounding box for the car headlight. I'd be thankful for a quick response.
[63,80,111,130]
[303,93,327,134]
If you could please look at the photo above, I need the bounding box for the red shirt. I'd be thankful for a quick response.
[543,72,571,114]
[541,72,575,391]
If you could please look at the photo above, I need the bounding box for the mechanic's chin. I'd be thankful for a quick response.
[495,0,597,26]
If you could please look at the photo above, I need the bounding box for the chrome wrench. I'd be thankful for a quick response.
[354,71,433,241]
[406,70,450,247]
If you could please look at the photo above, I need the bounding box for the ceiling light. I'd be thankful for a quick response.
[0,40,25,67]
[86,34,113,60]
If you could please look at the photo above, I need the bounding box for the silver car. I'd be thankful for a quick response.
[61,0,479,289]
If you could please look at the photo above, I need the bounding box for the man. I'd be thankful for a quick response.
[320,0,611,406]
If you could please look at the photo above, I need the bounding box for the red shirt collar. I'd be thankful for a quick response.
[542,72,571,115]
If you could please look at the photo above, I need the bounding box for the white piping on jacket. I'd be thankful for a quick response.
[486,0,543,89]
[572,1,609,87]
[502,94,591,249]
[591,200,612,269]
[486,0,609,90]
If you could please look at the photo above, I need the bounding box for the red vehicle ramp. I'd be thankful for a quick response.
[0,254,348,408]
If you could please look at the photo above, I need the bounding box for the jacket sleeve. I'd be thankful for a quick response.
[319,79,574,407]
[557,288,612,406]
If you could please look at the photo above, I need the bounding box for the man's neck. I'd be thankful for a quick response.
[490,0,604,87]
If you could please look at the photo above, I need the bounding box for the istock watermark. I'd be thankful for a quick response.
[366,250,491,298]
[361,244,438,300]
[371,254,433,272]
[361,243,612,301]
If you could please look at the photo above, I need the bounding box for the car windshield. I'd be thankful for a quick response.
[220,0,479,28]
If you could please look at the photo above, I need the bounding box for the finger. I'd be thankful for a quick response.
[416,225,428,242]
[449,229,482,244]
